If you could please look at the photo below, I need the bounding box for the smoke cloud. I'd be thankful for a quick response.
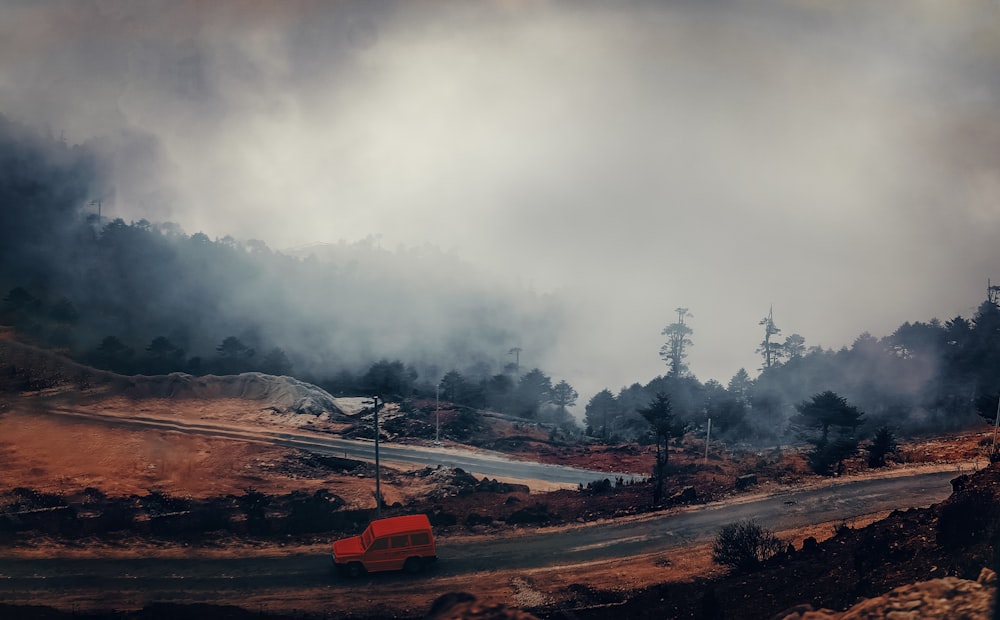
[2,0,999,404]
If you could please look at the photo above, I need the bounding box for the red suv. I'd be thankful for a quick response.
[332,514,437,577]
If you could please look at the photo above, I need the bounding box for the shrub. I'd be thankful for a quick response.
[286,489,343,534]
[507,504,554,525]
[581,478,613,495]
[428,509,457,528]
[465,513,493,527]
[237,487,270,534]
[866,425,898,468]
[711,519,784,571]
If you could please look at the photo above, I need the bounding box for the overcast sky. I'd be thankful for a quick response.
[2,0,999,402]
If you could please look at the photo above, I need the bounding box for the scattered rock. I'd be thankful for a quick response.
[951,473,972,493]
[978,567,996,586]
[509,576,551,609]
[670,485,697,503]
[426,592,540,620]
[736,474,758,490]
[415,466,480,499]
[774,574,995,619]
[477,478,530,494]
[842,576,993,619]
[770,603,835,619]
[428,507,458,528]
[507,504,554,526]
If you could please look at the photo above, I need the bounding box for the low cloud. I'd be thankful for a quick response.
[2,0,999,403]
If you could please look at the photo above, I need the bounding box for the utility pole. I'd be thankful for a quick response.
[371,395,382,519]
[435,382,441,444]
[992,395,1000,461]
[508,347,522,376]
[704,417,712,466]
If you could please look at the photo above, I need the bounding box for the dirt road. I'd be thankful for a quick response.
[0,468,963,616]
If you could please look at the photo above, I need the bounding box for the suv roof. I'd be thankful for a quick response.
[369,514,432,537]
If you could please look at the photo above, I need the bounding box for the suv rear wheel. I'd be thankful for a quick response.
[403,557,423,574]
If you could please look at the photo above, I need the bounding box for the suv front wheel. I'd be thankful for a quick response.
[346,562,365,578]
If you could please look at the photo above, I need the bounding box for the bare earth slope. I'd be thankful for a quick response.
[1,338,345,417]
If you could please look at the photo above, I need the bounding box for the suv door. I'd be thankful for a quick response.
[363,536,392,572]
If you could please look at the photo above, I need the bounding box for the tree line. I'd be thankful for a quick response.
[0,282,580,428]
[585,295,1000,475]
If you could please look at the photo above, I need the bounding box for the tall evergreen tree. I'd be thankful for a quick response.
[439,370,469,404]
[639,392,688,505]
[866,425,898,468]
[791,391,866,475]
[584,389,619,440]
[782,333,806,361]
[757,306,783,370]
[727,368,754,405]
[550,380,578,418]
[260,347,293,376]
[660,307,693,377]
[512,368,552,418]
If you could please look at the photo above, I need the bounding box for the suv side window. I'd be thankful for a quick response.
[369,537,388,551]
[390,535,409,548]
[411,532,430,546]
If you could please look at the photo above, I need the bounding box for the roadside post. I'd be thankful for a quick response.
[375,395,381,519]
[704,417,712,466]
[363,395,382,519]
[992,395,1000,461]
[435,382,441,445]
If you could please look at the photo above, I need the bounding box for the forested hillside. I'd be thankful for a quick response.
[0,115,566,409]
[584,303,1000,449]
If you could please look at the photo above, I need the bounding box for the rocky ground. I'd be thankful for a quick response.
[427,569,998,620]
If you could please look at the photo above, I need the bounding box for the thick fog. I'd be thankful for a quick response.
[2,0,999,403]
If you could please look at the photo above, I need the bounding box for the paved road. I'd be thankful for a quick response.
[439,468,960,573]
[0,468,962,600]
[34,405,640,486]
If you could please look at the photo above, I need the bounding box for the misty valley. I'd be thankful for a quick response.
[4,1,1000,617]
